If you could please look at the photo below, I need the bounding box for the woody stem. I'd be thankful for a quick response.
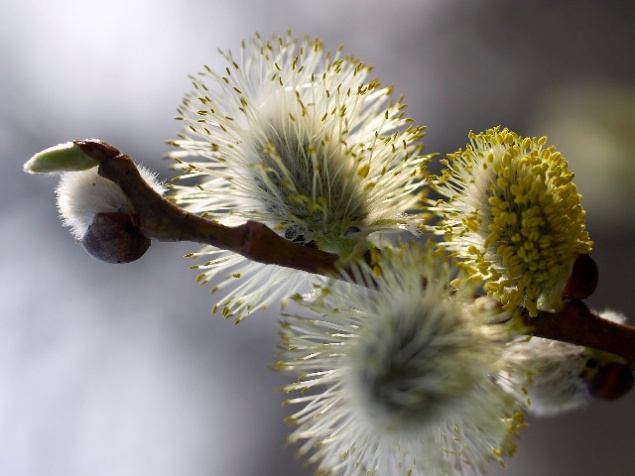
[75,139,635,370]
[75,139,341,276]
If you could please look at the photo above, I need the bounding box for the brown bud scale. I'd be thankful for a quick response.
[81,212,150,264]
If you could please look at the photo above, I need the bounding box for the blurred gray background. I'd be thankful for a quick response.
[2,0,635,475]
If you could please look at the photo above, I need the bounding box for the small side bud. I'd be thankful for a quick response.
[24,142,99,174]
[562,254,599,300]
[587,310,633,400]
[81,212,150,263]
[588,362,634,401]
[500,337,593,416]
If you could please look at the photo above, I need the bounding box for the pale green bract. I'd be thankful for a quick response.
[24,142,99,174]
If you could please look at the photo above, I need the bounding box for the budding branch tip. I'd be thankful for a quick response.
[37,138,635,380]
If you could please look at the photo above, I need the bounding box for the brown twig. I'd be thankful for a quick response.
[75,139,341,276]
[527,302,635,399]
[74,139,635,374]
[528,301,635,368]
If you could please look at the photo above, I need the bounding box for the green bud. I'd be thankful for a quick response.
[23,141,99,174]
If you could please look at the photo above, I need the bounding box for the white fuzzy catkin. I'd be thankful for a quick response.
[168,33,427,322]
[278,245,525,475]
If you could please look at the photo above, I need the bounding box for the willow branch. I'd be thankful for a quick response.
[75,139,635,373]
[75,139,340,275]
[529,302,635,368]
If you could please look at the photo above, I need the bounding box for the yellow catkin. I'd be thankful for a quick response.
[434,127,592,315]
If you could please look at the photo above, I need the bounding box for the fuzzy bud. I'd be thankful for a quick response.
[501,309,631,415]
[54,162,164,263]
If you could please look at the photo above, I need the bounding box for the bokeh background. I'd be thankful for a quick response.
[2,1,635,475]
